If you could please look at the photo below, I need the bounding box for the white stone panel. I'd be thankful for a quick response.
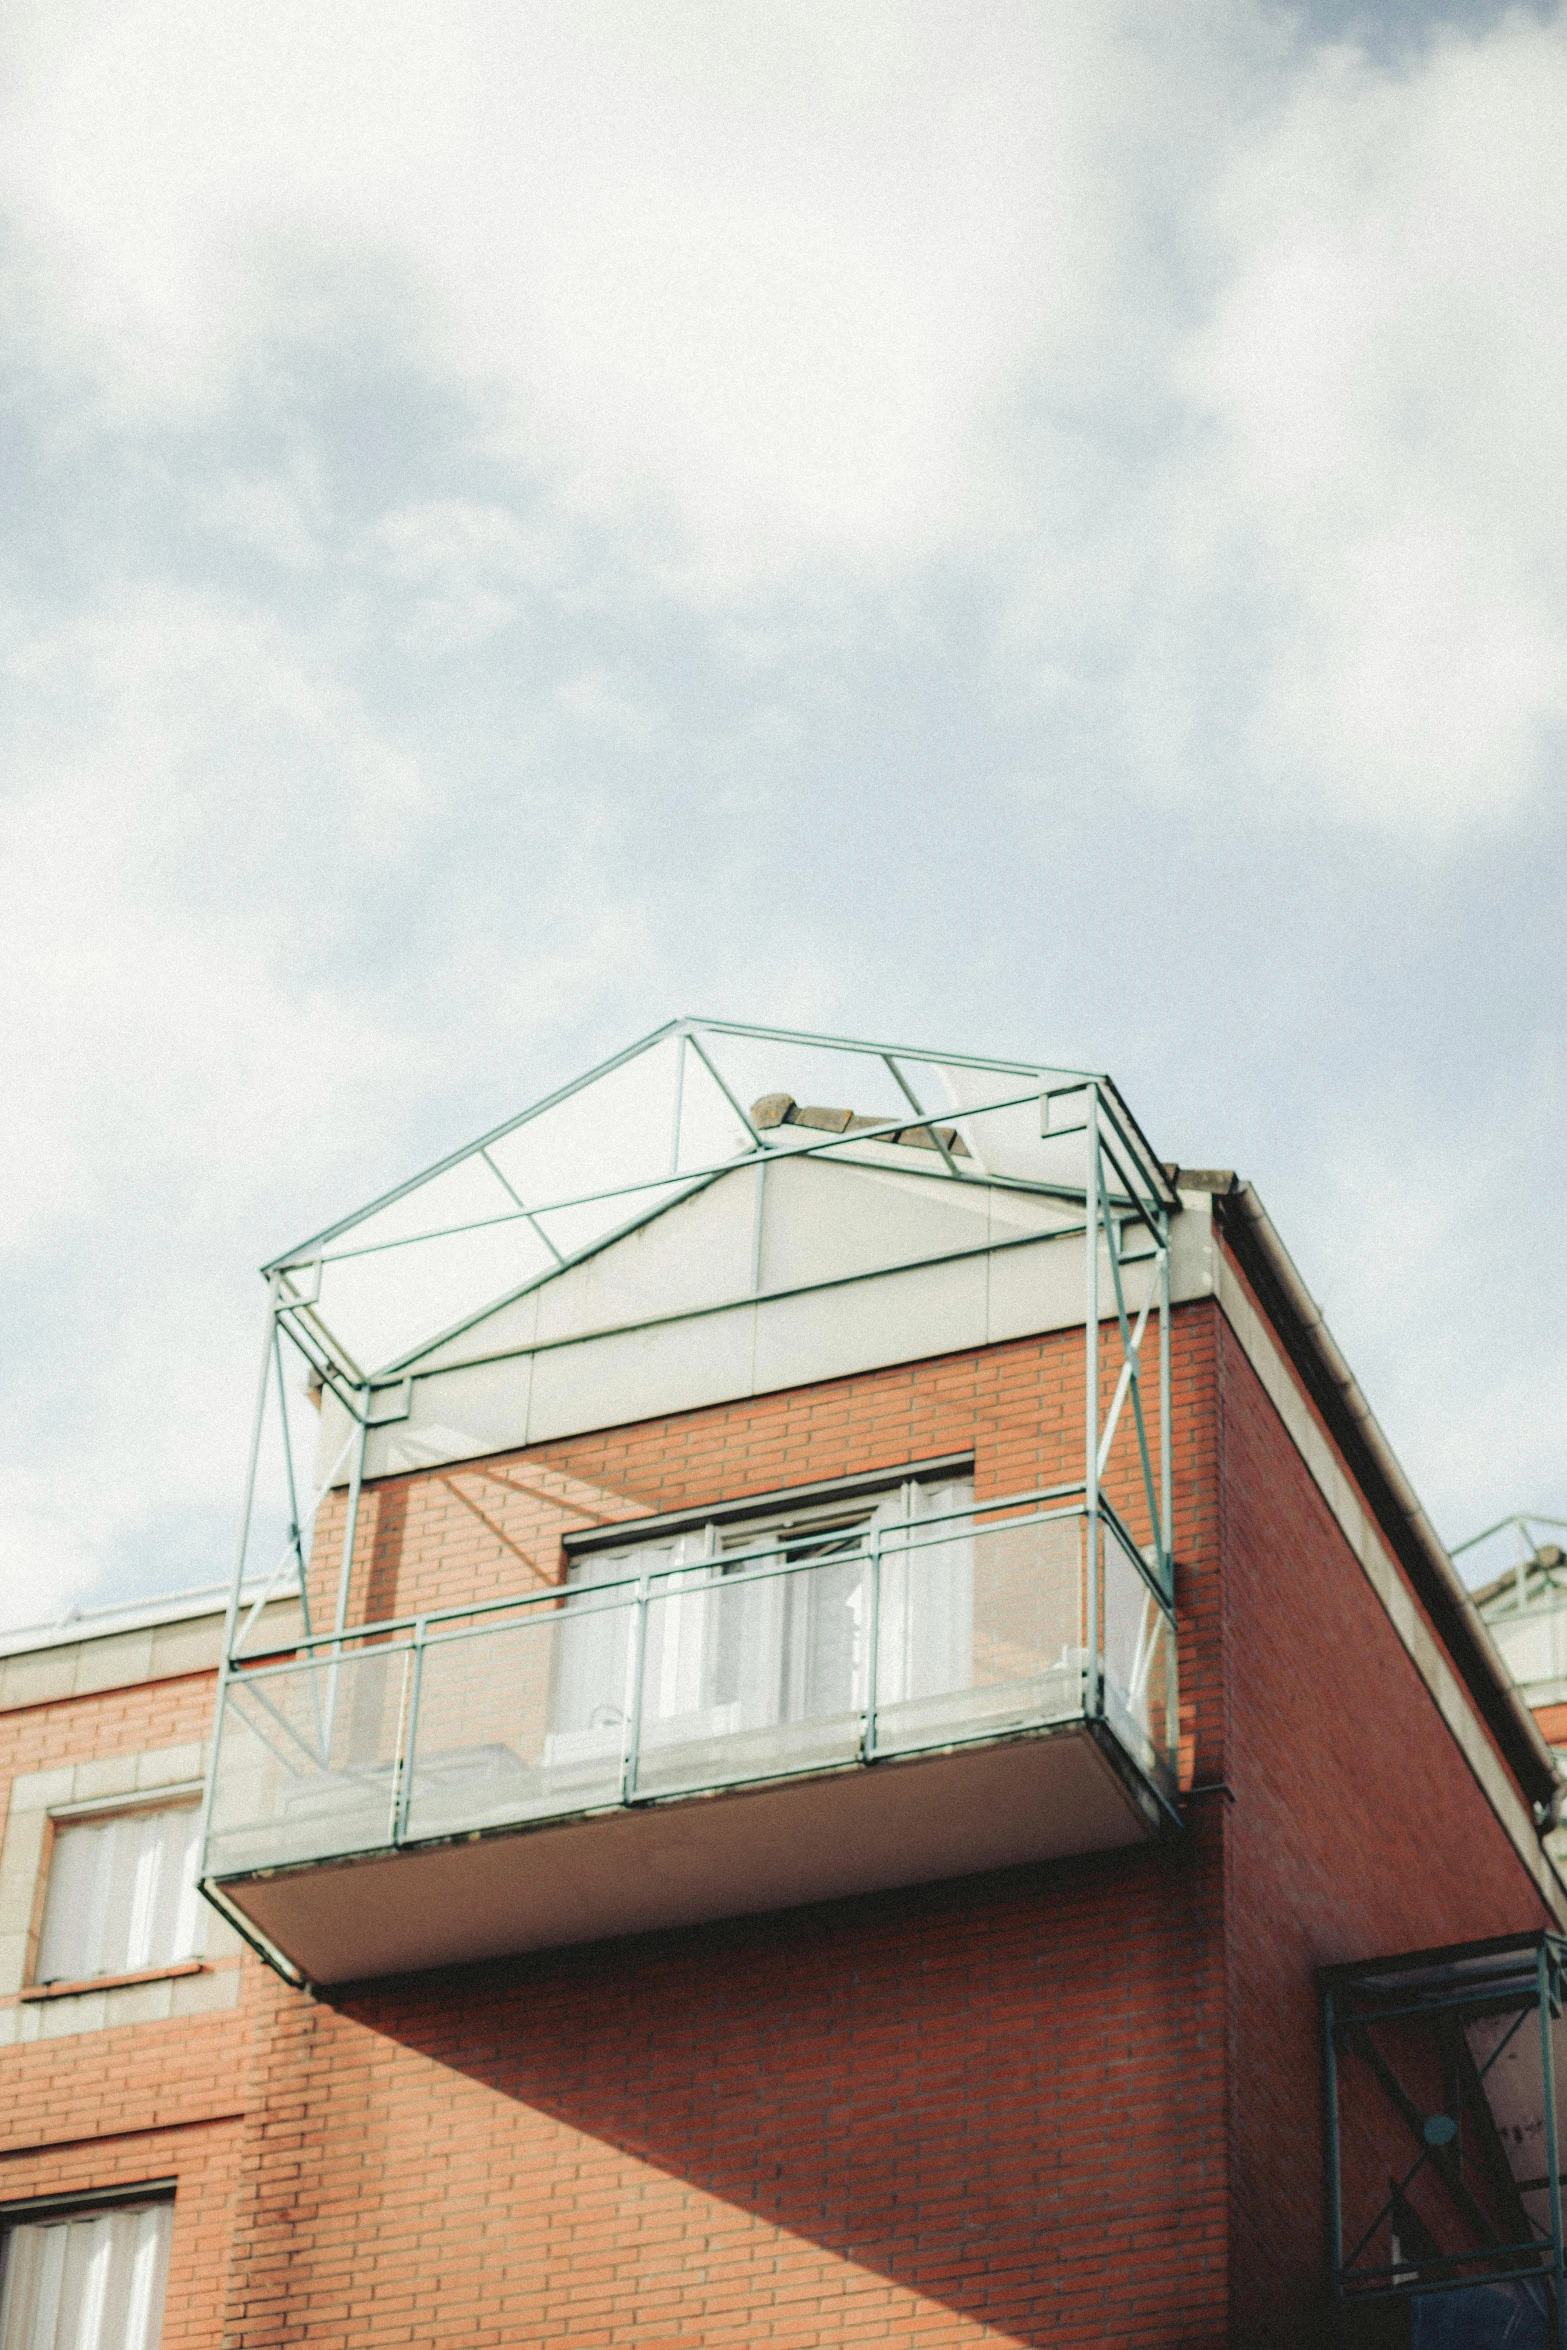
[526,1303,759,1447]
[757,1155,992,1295]
[532,1170,757,1345]
[333,1175,1225,1481]
[752,1253,988,1395]
[369,1352,533,1479]
[413,1282,540,1376]
[985,1235,1090,1346]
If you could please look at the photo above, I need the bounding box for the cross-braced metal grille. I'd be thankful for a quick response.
[1323,1934,1567,2348]
[216,1018,1178,1665]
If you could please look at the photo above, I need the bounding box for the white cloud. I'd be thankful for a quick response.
[0,3,1145,571]
[0,578,662,1624]
[1168,12,1567,833]
[1,0,1565,1620]
[8,4,1562,839]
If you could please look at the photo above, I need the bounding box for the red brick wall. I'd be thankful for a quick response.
[0,1668,254,2350]
[0,1670,217,1785]
[313,1320,1187,1647]
[221,1847,1232,2350]
[4,1286,1555,2350]
[218,1310,1236,2349]
[1215,1293,1554,2348]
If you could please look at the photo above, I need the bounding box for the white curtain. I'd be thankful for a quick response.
[874,1480,975,1709]
[555,1480,979,1756]
[35,1810,202,1985]
[0,2204,171,2350]
[640,1532,720,1729]
[551,1532,713,1751]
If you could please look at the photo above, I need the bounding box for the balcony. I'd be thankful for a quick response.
[201,1495,1177,1985]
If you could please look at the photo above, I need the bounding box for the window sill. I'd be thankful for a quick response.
[19,1959,208,2003]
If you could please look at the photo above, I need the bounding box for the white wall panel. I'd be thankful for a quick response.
[752,1254,989,1397]
[525,1302,759,1448]
[331,1185,1223,1483]
[532,1171,756,1346]
[414,1282,540,1376]
[372,1353,533,1480]
[757,1156,992,1294]
[984,1236,1088,1346]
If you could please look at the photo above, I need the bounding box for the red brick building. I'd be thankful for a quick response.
[3,1022,1564,2349]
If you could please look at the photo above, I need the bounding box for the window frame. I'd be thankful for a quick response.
[561,1451,975,1569]
[32,1795,206,1992]
[0,2184,175,2350]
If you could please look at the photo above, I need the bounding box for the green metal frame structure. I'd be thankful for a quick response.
[1322,1933,1567,2348]
[198,1019,1183,1963]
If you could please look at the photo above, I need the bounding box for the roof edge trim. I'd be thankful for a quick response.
[1214,1182,1559,1815]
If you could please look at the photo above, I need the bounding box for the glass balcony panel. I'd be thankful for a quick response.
[205,1499,1180,1981]
[403,1587,636,1839]
[872,1512,1085,1756]
[632,1554,871,1796]
[1101,1524,1177,1794]
[206,1646,408,1875]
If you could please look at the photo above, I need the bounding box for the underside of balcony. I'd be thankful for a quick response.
[206,1715,1165,1986]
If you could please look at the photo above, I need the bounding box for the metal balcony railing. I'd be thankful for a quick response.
[202,1494,1177,1888]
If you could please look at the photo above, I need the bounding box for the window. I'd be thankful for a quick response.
[0,2198,171,2350]
[550,1474,977,1766]
[34,1807,203,1987]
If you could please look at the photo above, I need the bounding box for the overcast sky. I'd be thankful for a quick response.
[2,0,1564,1629]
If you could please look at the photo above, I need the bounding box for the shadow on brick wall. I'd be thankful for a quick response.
[317,1840,1232,2348]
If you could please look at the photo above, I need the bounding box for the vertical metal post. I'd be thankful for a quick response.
[1159,1213,1172,1598]
[394,1629,426,1844]
[751,1159,767,1296]
[386,1648,414,1848]
[1540,1943,1565,2348]
[333,1388,370,1642]
[864,1523,882,1761]
[198,1278,279,1875]
[622,1572,651,1804]
[225,1280,281,1663]
[669,1031,687,1175]
[1085,1088,1101,1723]
[272,1326,313,1641]
[325,1385,370,1752]
[1323,1987,1344,2348]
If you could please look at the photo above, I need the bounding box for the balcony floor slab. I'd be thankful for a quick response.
[208,1722,1166,1985]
